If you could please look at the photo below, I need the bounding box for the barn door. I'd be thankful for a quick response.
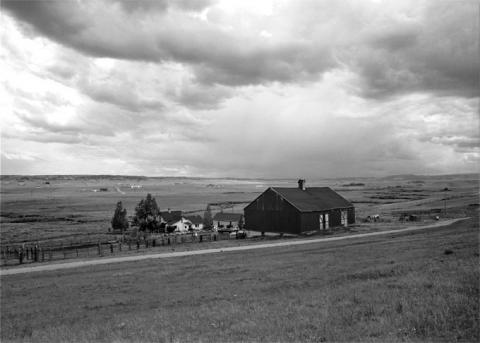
[319,214,324,230]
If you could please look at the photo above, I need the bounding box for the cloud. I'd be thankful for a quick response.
[347,1,479,99]
[2,0,479,177]
[114,0,215,13]
[2,0,336,87]
[4,0,477,97]
[429,136,480,150]
[78,77,165,112]
[168,80,233,109]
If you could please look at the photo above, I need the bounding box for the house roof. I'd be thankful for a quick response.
[185,215,203,225]
[213,212,243,222]
[160,211,182,223]
[271,187,353,212]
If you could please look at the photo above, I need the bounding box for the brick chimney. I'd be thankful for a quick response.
[298,179,306,190]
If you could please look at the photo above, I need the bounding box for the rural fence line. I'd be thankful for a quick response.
[0,232,234,267]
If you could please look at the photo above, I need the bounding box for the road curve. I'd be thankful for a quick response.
[0,218,468,276]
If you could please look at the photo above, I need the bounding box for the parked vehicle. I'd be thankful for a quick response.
[236,230,247,239]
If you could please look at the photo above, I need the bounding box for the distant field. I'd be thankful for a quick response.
[1,174,478,246]
[1,214,478,342]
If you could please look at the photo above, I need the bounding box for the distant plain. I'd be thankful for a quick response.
[1,174,477,246]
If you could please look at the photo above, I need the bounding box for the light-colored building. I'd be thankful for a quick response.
[185,215,204,231]
[213,212,243,231]
[168,218,192,233]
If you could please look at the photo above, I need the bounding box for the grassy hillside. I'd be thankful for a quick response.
[1,215,478,342]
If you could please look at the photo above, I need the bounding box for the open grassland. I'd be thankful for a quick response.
[1,215,478,342]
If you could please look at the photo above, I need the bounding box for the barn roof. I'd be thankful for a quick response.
[160,211,183,223]
[213,212,243,222]
[272,187,353,212]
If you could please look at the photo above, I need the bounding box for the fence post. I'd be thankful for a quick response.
[76,248,79,257]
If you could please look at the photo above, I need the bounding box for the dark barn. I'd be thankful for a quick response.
[244,179,355,235]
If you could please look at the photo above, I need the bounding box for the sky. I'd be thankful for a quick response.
[1,0,479,178]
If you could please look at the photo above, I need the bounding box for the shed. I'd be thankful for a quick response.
[244,179,355,234]
[212,212,243,230]
[185,215,204,231]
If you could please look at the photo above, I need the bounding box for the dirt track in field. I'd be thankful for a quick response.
[0,218,468,276]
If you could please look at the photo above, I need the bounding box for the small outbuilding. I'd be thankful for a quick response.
[212,212,243,231]
[244,179,355,235]
[185,215,204,231]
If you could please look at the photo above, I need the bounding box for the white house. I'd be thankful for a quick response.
[185,215,204,231]
[212,212,243,231]
[169,218,192,233]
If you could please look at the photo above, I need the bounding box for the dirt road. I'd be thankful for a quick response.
[0,218,468,276]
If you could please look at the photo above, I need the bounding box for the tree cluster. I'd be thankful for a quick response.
[133,193,162,232]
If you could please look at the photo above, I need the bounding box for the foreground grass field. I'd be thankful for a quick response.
[1,216,479,342]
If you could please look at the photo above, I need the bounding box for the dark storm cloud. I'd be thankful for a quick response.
[2,0,160,61]
[2,0,336,87]
[4,0,478,96]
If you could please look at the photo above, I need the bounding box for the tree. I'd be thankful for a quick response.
[111,201,128,233]
[238,215,244,229]
[133,193,161,232]
[203,204,213,229]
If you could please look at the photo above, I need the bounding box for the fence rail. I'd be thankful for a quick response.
[0,232,236,267]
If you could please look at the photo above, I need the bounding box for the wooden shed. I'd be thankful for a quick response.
[244,179,355,234]
[212,212,243,230]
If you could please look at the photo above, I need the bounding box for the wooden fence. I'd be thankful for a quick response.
[0,232,235,267]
